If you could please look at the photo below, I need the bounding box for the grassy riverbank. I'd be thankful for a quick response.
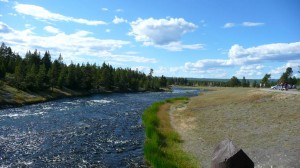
[0,83,92,107]
[142,97,199,168]
[170,87,300,167]
[0,81,170,108]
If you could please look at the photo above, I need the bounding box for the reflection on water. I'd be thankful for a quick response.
[0,88,200,167]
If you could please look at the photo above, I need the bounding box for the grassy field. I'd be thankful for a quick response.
[169,87,300,167]
[142,97,199,168]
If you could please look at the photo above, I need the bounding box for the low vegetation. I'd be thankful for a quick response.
[170,87,300,167]
[142,97,199,168]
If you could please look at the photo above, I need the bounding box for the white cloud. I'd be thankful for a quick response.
[124,51,138,55]
[8,13,17,16]
[101,8,108,11]
[235,64,264,78]
[115,9,123,12]
[0,0,8,3]
[200,19,207,27]
[223,22,235,28]
[129,17,202,51]
[100,53,156,63]
[154,66,186,76]
[154,42,204,52]
[105,29,111,33]
[185,59,230,72]
[0,21,156,64]
[269,65,286,77]
[14,3,107,26]
[131,66,151,73]
[184,61,228,78]
[25,24,31,28]
[44,26,61,34]
[112,16,127,24]
[269,60,300,78]
[0,14,3,17]
[129,17,197,45]
[184,42,300,78]
[242,22,264,27]
[228,42,300,65]
[223,22,265,28]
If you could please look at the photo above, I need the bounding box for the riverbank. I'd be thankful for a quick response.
[170,87,300,167]
[142,97,199,168]
[0,82,170,108]
[0,83,93,108]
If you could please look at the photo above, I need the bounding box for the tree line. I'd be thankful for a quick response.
[1,43,299,91]
[0,43,175,92]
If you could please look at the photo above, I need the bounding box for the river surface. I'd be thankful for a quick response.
[0,88,200,167]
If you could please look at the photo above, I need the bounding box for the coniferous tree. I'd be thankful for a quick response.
[99,63,114,89]
[58,65,67,88]
[26,64,38,90]
[241,76,247,87]
[42,51,51,73]
[246,80,250,87]
[0,62,6,79]
[36,64,49,90]
[14,61,26,90]
[160,75,167,88]
[261,74,271,87]
[279,67,293,84]
[66,63,77,89]
[228,76,241,87]
[1,43,193,92]
[48,60,60,90]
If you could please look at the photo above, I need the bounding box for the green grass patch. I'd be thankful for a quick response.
[142,97,199,168]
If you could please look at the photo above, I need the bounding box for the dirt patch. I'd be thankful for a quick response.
[170,88,300,168]
[170,102,197,135]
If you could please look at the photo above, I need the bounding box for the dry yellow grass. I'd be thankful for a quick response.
[170,87,300,168]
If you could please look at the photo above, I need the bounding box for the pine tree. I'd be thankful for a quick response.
[48,60,60,90]
[252,80,258,88]
[99,63,114,90]
[14,61,26,90]
[0,62,6,79]
[36,64,49,90]
[160,75,167,87]
[228,76,241,87]
[57,65,67,88]
[25,64,37,90]
[42,51,51,73]
[279,67,293,83]
[261,74,271,87]
[66,63,77,89]
[241,76,247,87]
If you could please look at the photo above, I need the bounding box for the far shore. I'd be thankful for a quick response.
[169,87,300,167]
[0,83,170,109]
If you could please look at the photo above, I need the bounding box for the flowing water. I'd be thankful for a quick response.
[0,88,200,167]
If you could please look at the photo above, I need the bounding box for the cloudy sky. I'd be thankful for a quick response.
[0,0,299,79]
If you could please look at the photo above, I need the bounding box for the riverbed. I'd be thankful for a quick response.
[0,88,200,167]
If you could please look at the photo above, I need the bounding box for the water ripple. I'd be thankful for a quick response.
[0,89,200,167]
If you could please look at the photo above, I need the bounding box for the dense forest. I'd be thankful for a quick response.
[0,43,194,92]
[0,43,298,93]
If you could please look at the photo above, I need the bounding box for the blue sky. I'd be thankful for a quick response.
[0,0,299,79]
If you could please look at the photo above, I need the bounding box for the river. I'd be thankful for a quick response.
[0,88,201,167]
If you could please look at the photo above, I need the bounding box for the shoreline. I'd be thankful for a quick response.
[142,97,199,168]
[0,84,170,109]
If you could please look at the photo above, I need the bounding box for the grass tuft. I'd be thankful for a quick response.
[142,97,199,168]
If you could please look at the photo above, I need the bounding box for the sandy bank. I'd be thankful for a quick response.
[170,87,300,168]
